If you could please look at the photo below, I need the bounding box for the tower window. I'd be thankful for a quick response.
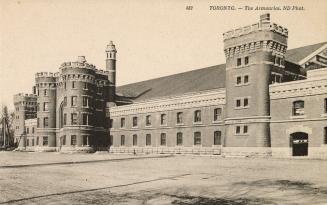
[44,89,48,96]
[82,114,88,125]
[83,82,88,90]
[71,113,78,125]
[160,133,167,146]
[245,56,249,65]
[244,75,249,84]
[43,102,49,111]
[160,114,167,125]
[146,115,151,126]
[244,98,249,107]
[243,125,248,134]
[63,97,67,107]
[146,134,151,146]
[37,118,40,128]
[324,127,327,144]
[133,134,137,146]
[44,117,49,127]
[36,136,39,145]
[63,113,67,125]
[237,58,242,66]
[43,136,48,146]
[236,126,241,134]
[324,98,327,113]
[236,76,242,85]
[293,100,305,116]
[194,110,201,122]
[72,81,76,89]
[177,132,183,146]
[214,131,222,145]
[214,108,222,121]
[194,132,201,145]
[82,96,89,107]
[236,99,241,107]
[120,118,125,128]
[71,135,76,145]
[71,96,77,107]
[120,135,125,146]
[132,117,138,127]
[177,112,183,124]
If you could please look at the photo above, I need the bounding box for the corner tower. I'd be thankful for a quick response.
[106,41,117,102]
[223,14,288,156]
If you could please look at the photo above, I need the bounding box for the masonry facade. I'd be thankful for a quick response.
[13,14,327,157]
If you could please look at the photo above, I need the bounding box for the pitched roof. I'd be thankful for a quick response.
[285,42,326,65]
[116,42,326,102]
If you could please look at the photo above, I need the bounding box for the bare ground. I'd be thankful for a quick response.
[0,152,326,205]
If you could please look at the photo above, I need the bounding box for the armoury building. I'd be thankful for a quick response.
[13,14,327,158]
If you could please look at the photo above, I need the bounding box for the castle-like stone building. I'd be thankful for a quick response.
[14,14,327,158]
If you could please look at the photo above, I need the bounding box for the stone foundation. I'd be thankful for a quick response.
[222,147,272,157]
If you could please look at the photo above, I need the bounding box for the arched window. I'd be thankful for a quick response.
[293,100,304,116]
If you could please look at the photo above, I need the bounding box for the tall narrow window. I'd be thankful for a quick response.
[71,135,76,145]
[236,76,242,85]
[36,136,39,145]
[62,135,66,145]
[214,108,222,121]
[109,135,113,146]
[214,131,221,145]
[194,110,201,122]
[120,118,125,128]
[132,117,138,127]
[32,139,34,146]
[83,82,88,90]
[109,119,113,128]
[43,102,49,111]
[177,132,183,146]
[44,117,49,127]
[63,113,67,125]
[194,132,201,145]
[146,134,151,146]
[71,113,78,125]
[121,135,125,146]
[236,126,241,134]
[44,89,48,96]
[324,98,327,113]
[82,113,88,125]
[237,58,242,66]
[244,75,249,84]
[43,136,48,146]
[243,125,248,134]
[236,99,241,107]
[160,114,167,125]
[160,133,166,146]
[244,98,249,107]
[82,96,88,107]
[72,81,75,88]
[83,136,88,146]
[177,112,183,124]
[146,115,151,126]
[133,134,137,146]
[293,100,305,116]
[71,96,77,107]
[245,56,249,65]
[324,127,327,144]
[63,97,67,107]
[27,139,29,146]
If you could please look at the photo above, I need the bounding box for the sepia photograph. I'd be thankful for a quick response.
[0,0,327,204]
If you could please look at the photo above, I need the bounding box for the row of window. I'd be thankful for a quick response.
[235,97,249,108]
[236,75,249,85]
[62,96,103,109]
[26,135,89,146]
[115,131,222,146]
[293,99,327,116]
[117,108,223,128]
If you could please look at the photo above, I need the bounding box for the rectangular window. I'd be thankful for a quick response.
[43,102,49,111]
[132,117,138,127]
[109,119,113,128]
[71,96,77,107]
[72,81,75,88]
[82,96,88,107]
[243,125,248,134]
[214,108,222,121]
[324,127,327,144]
[43,136,48,146]
[32,139,34,146]
[36,137,39,145]
[293,101,305,116]
[62,135,66,145]
[63,113,67,125]
[160,133,166,146]
[236,76,242,85]
[71,135,76,145]
[133,134,137,146]
[194,110,201,122]
[237,58,242,66]
[236,126,241,134]
[120,118,125,128]
[146,134,151,146]
[177,112,183,124]
[109,135,113,146]
[194,132,201,145]
[32,127,35,134]
[177,132,183,146]
[82,113,88,125]
[83,82,88,90]
[160,114,167,125]
[44,117,49,127]
[146,115,151,126]
[71,113,78,125]
[245,56,249,65]
[244,75,249,84]
[244,98,249,107]
[64,82,66,90]
[325,98,327,113]
[26,139,29,146]
[236,99,241,107]
[83,135,88,146]
[26,128,29,134]
[44,89,48,96]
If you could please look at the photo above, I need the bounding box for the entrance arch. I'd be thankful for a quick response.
[290,132,308,156]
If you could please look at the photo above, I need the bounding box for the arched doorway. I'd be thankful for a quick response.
[290,132,308,156]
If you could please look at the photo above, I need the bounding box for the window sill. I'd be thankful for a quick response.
[235,133,249,136]
[193,122,203,125]
[145,125,152,128]
[176,123,185,126]
[160,124,168,127]
[212,120,223,124]
[132,126,138,129]
[235,83,250,87]
[290,115,306,119]
[234,106,250,110]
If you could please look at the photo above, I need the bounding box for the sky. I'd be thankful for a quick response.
[0,0,326,110]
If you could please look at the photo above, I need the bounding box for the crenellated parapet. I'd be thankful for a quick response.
[14,93,37,104]
[224,40,287,59]
[35,72,60,78]
[223,22,288,41]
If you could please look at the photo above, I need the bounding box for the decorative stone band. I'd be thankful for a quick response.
[108,89,226,117]
[224,116,271,125]
[223,22,288,41]
[270,78,327,99]
[224,40,287,59]
[226,61,283,70]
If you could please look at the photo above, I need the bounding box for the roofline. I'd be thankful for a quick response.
[298,43,327,65]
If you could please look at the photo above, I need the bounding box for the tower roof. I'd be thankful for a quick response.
[106,41,117,52]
